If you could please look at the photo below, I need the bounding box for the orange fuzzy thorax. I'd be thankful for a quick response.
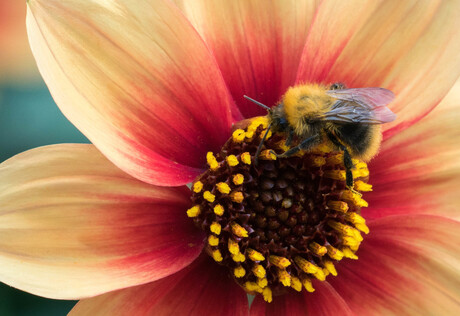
[282,84,334,136]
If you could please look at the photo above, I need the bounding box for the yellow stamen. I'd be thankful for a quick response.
[232,252,246,262]
[230,191,244,203]
[203,191,215,203]
[252,264,266,278]
[301,277,315,292]
[355,161,368,170]
[232,129,246,143]
[291,277,302,292]
[276,141,290,153]
[345,212,370,234]
[216,182,231,194]
[260,149,277,160]
[356,168,370,178]
[269,255,291,268]
[326,153,344,165]
[248,117,269,132]
[326,245,344,261]
[342,247,358,260]
[192,181,203,193]
[262,287,273,303]
[324,261,338,276]
[309,156,326,167]
[245,130,255,140]
[234,266,246,278]
[208,235,219,246]
[231,222,248,237]
[244,281,263,293]
[327,200,349,213]
[212,249,223,262]
[228,239,240,255]
[355,223,370,234]
[342,190,368,207]
[309,242,327,256]
[260,129,272,140]
[354,180,373,192]
[226,155,239,167]
[210,222,221,235]
[323,169,346,181]
[312,143,332,154]
[314,268,326,281]
[241,152,252,165]
[186,205,200,218]
[278,269,291,287]
[247,249,265,261]
[232,173,244,185]
[257,277,268,288]
[294,256,319,274]
[206,152,219,171]
[213,204,224,216]
[328,221,363,241]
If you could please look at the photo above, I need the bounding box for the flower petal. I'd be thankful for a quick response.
[0,144,204,299]
[329,215,460,315]
[297,0,460,137]
[367,80,460,220]
[250,281,353,316]
[70,256,248,315]
[27,0,237,186]
[176,0,319,118]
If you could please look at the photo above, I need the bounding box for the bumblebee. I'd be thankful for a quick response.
[245,83,396,189]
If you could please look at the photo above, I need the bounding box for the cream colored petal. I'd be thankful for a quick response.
[0,144,203,299]
[27,0,237,186]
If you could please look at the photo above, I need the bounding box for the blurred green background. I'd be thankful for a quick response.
[1,1,87,314]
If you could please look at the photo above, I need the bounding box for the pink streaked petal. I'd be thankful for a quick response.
[367,81,460,220]
[0,144,204,299]
[297,0,460,138]
[70,256,248,316]
[176,0,319,118]
[329,215,460,315]
[251,281,353,316]
[27,0,237,186]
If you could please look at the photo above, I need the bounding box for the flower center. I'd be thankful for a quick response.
[187,117,371,303]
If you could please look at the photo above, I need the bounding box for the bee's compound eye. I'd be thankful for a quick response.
[330,82,346,90]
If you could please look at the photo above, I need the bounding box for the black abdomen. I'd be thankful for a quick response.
[335,123,372,156]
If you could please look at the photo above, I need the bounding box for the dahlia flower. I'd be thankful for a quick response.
[1,0,459,314]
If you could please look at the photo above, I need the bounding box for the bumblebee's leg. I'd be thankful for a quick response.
[255,122,273,166]
[285,129,294,147]
[342,148,354,188]
[325,131,357,192]
[276,135,320,158]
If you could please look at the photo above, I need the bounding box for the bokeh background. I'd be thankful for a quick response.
[0,2,88,314]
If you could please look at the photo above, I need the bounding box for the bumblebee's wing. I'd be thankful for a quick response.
[326,88,395,109]
[325,88,396,124]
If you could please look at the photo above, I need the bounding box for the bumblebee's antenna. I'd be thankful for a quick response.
[244,95,271,111]
[243,95,272,165]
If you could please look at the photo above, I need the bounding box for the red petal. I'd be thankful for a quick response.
[329,215,460,315]
[0,144,204,299]
[297,1,460,137]
[70,256,249,315]
[177,0,319,118]
[251,281,353,316]
[27,0,237,186]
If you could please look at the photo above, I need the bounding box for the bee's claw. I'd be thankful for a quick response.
[347,185,362,197]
